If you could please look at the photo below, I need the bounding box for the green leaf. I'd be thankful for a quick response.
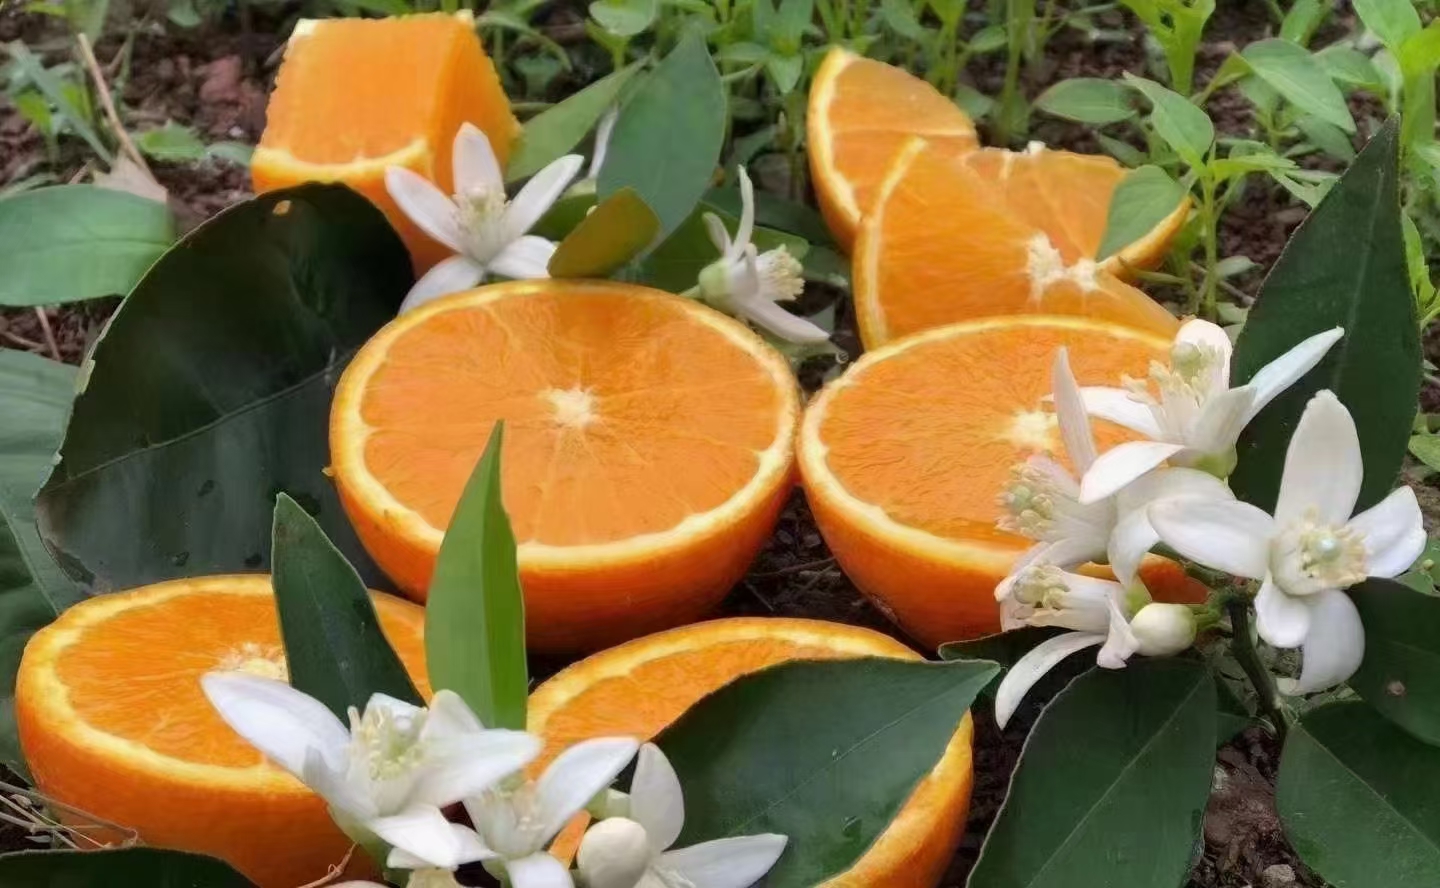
[1411,433,1440,470]
[1210,147,1298,181]
[638,203,805,292]
[878,0,927,40]
[659,658,998,887]
[766,53,804,95]
[599,33,725,243]
[589,0,658,36]
[3,42,112,164]
[702,186,833,245]
[1398,21,1440,79]
[1097,133,1147,167]
[132,121,208,162]
[1352,0,1422,52]
[1035,78,1137,125]
[507,64,640,183]
[939,626,1065,666]
[1277,701,1440,885]
[1280,0,1325,45]
[1316,45,1386,89]
[206,141,254,166]
[969,658,1216,888]
[1242,39,1356,132]
[1347,578,1440,744]
[36,184,411,593]
[0,847,254,886]
[272,494,422,720]
[0,185,174,306]
[1096,165,1189,260]
[549,187,660,278]
[1124,74,1215,169]
[1296,114,1357,161]
[425,425,527,730]
[1230,119,1419,513]
[969,24,1009,53]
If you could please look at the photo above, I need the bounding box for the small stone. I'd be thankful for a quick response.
[1261,863,1296,887]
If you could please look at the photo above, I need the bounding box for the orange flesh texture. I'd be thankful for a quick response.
[854,139,1179,349]
[965,147,1123,264]
[809,50,978,251]
[251,14,518,272]
[16,577,429,888]
[528,618,975,888]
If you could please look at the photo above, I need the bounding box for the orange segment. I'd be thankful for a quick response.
[965,145,1189,274]
[808,48,978,251]
[854,137,1180,349]
[330,280,801,653]
[251,13,518,272]
[796,316,1205,648]
[528,618,975,888]
[15,576,430,888]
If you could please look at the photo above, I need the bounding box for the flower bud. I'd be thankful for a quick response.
[577,816,652,888]
[1129,603,1197,656]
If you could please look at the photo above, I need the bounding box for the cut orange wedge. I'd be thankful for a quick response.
[529,617,974,888]
[854,137,1180,349]
[809,48,978,252]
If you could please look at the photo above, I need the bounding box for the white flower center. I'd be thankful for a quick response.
[1003,408,1060,451]
[216,642,288,681]
[350,703,427,782]
[997,465,1059,538]
[1274,511,1368,594]
[1011,564,1068,607]
[472,782,548,859]
[454,185,511,262]
[756,247,804,303]
[547,386,597,428]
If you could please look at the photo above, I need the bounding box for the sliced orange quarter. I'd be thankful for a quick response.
[808,48,978,252]
[796,316,1205,649]
[330,280,801,654]
[854,137,1180,349]
[14,576,429,888]
[964,144,1189,273]
[251,12,517,272]
[529,617,975,888]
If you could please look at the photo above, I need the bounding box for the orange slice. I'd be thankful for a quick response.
[330,280,801,654]
[964,145,1189,274]
[15,576,430,888]
[251,13,518,273]
[796,316,1205,648]
[529,617,974,888]
[808,48,978,252]
[854,137,1180,349]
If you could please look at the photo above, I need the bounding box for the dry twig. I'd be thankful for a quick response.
[74,33,156,180]
[32,308,61,361]
[0,780,137,851]
[295,844,358,888]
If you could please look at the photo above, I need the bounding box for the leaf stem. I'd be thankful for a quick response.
[1196,172,1220,320]
[1226,599,1287,743]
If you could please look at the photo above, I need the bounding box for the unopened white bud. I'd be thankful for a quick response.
[1129,603,1197,657]
[577,816,652,888]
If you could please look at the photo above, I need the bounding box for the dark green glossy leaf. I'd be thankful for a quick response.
[1035,78,1137,125]
[1215,672,1255,746]
[549,187,660,279]
[1277,701,1440,886]
[703,186,834,245]
[599,33,725,242]
[426,425,527,731]
[1231,119,1418,513]
[36,184,411,593]
[1242,38,1355,132]
[1097,165,1189,261]
[272,494,421,720]
[532,188,599,241]
[939,626,1064,667]
[0,185,174,306]
[969,659,1216,888]
[659,658,998,888]
[507,64,641,183]
[0,513,60,779]
[0,847,254,886]
[1348,577,1440,744]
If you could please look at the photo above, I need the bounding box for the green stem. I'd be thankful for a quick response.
[995,0,1033,145]
[1196,173,1220,320]
[1226,599,1288,743]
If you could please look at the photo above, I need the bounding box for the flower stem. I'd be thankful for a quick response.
[1226,599,1287,743]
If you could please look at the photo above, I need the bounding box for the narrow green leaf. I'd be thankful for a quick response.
[132,122,208,162]
[1035,78,1137,125]
[1210,147,1298,181]
[599,33,726,242]
[3,42,112,164]
[1124,74,1215,169]
[1352,0,1422,52]
[549,188,660,279]
[1398,21,1440,78]
[969,659,1216,888]
[507,64,640,183]
[659,658,998,888]
[1097,133,1146,167]
[1277,702,1440,885]
[1242,38,1356,132]
[0,847,254,886]
[1348,578,1440,744]
[425,425,527,730]
[1096,165,1189,260]
[272,494,421,720]
[1279,0,1325,45]
[1231,119,1419,513]
[0,185,174,306]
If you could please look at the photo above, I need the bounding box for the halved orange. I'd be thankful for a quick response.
[529,617,974,888]
[854,137,1180,349]
[251,12,518,272]
[15,576,430,888]
[796,316,1204,649]
[808,48,978,252]
[330,280,801,654]
[964,145,1189,273]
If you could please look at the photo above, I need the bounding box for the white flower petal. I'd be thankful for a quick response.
[1052,348,1097,473]
[732,166,756,260]
[1274,390,1362,527]
[302,747,375,820]
[1110,467,1235,588]
[537,737,641,842]
[631,743,685,853]
[1255,575,1313,648]
[662,834,789,888]
[1242,326,1344,424]
[504,154,585,241]
[371,805,465,869]
[1096,593,1139,669]
[507,852,576,888]
[200,673,349,778]
[490,235,557,280]
[1189,384,1257,455]
[399,255,485,314]
[1347,485,1427,578]
[421,690,485,740]
[1283,589,1366,694]
[1031,535,1106,572]
[1080,386,1165,438]
[589,105,619,179]
[702,212,733,255]
[994,632,1105,729]
[385,166,465,252]
[453,122,504,195]
[1079,441,1186,505]
[735,294,831,344]
[1148,497,1274,578]
[1176,318,1234,368]
[407,730,542,809]
[1108,507,1159,589]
